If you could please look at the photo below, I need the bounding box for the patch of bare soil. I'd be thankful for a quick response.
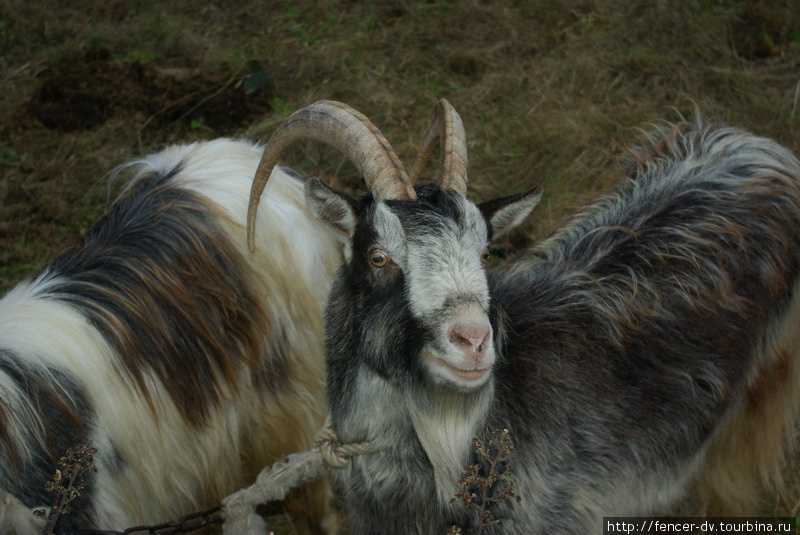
[28,48,273,141]
[731,2,800,60]
[1,50,275,289]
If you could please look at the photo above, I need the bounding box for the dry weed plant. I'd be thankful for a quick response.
[33,442,97,535]
[448,428,521,535]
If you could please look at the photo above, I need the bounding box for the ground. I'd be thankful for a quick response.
[1,0,799,531]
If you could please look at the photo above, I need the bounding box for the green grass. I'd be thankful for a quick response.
[0,264,35,278]
[0,0,799,528]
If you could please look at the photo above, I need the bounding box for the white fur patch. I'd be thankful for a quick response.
[0,489,45,535]
[403,199,490,321]
[372,202,408,264]
[407,385,494,506]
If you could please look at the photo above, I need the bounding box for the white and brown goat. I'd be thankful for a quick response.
[0,139,348,534]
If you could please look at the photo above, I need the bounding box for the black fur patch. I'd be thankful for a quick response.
[39,167,270,423]
[385,184,465,234]
[0,349,95,531]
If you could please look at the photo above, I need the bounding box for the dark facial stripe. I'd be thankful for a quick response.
[385,184,465,234]
[40,168,270,424]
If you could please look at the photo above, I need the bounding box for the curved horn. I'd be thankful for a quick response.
[247,100,416,251]
[408,99,468,196]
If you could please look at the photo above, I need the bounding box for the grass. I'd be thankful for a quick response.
[1,0,799,530]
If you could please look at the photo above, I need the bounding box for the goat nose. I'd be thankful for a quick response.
[448,323,491,356]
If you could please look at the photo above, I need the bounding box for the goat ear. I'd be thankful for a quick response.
[305,177,358,242]
[478,187,542,239]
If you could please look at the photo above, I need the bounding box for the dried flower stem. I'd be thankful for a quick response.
[34,443,97,535]
[450,428,521,535]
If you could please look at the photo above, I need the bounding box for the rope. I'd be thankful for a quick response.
[221,413,377,535]
[313,415,377,468]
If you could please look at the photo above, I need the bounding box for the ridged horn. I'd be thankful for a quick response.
[408,99,468,196]
[247,100,416,251]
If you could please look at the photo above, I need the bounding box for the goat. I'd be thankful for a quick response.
[0,138,354,534]
[248,100,800,534]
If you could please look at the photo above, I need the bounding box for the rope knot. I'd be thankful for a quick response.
[313,415,377,468]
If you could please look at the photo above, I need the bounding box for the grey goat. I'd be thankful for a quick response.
[248,100,800,534]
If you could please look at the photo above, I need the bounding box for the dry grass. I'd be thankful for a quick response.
[1,0,799,529]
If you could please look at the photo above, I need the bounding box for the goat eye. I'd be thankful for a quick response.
[481,248,491,264]
[369,250,389,268]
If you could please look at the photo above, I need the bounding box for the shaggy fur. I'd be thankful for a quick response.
[0,140,342,533]
[311,120,800,533]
